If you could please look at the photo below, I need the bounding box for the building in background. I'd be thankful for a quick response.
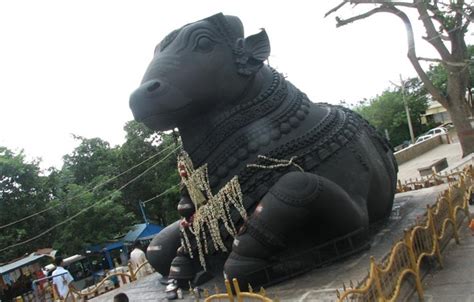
[421,101,451,125]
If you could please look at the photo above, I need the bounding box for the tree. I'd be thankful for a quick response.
[427,45,474,102]
[118,121,180,226]
[49,181,134,255]
[0,147,57,262]
[0,123,182,261]
[327,0,474,156]
[62,135,119,186]
[354,80,429,146]
[50,136,135,255]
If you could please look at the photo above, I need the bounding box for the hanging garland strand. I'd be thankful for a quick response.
[177,151,247,270]
[246,155,304,172]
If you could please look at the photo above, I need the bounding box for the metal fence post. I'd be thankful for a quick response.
[427,205,444,268]
[403,229,424,301]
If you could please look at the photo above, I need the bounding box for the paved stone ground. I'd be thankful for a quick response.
[409,205,474,302]
[396,142,466,183]
[90,142,473,302]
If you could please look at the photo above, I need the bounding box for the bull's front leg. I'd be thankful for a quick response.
[146,220,181,277]
[224,171,369,285]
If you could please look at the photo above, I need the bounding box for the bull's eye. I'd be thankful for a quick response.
[194,36,214,53]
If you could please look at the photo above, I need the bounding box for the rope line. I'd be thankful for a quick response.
[0,145,181,253]
[0,143,178,230]
[142,184,180,205]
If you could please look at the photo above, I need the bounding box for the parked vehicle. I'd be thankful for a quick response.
[63,255,95,290]
[415,135,433,144]
[425,127,448,136]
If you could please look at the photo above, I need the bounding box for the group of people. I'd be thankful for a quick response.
[50,241,151,301]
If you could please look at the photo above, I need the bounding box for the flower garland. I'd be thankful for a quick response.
[177,151,247,270]
[246,155,304,172]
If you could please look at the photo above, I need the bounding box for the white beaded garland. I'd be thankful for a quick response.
[246,155,304,172]
[177,151,247,270]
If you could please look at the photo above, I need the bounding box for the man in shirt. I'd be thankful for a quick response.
[129,241,153,279]
[51,256,74,300]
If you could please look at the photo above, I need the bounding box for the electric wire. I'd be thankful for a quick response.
[0,144,181,253]
[0,142,178,230]
[142,184,180,205]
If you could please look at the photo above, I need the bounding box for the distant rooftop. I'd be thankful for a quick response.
[123,223,163,243]
[0,253,46,275]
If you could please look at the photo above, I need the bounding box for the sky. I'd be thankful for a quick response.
[1,1,472,170]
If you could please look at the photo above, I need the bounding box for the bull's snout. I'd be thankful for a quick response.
[145,80,161,92]
[131,80,166,102]
[129,79,193,130]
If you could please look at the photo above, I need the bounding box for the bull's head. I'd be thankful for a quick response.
[129,13,271,131]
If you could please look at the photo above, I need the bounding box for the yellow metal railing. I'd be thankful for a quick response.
[204,278,273,302]
[62,261,150,301]
[337,166,473,301]
[61,261,273,301]
[397,167,465,193]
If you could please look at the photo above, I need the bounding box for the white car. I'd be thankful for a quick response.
[415,135,433,144]
[425,127,448,136]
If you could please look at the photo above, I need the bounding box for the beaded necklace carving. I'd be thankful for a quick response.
[177,151,247,270]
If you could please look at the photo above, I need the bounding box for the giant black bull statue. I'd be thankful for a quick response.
[129,13,398,288]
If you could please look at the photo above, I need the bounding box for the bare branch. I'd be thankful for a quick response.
[414,0,452,60]
[325,0,415,17]
[391,6,449,106]
[335,6,393,27]
[374,1,415,8]
[426,3,451,34]
[417,56,470,67]
[325,1,349,18]
[349,0,415,6]
[331,2,449,105]
[462,20,471,32]
[440,35,451,41]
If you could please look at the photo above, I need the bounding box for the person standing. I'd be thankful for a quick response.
[129,242,153,279]
[51,257,74,301]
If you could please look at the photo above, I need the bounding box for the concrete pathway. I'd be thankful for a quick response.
[412,211,474,302]
[397,142,465,183]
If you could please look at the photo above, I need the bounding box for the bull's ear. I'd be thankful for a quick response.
[245,29,271,62]
[234,29,271,76]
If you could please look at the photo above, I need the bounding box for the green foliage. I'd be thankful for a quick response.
[49,182,134,255]
[354,78,429,147]
[118,121,180,225]
[63,136,119,185]
[427,45,474,96]
[1,122,181,261]
[0,147,56,262]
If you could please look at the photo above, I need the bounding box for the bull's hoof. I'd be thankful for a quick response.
[224,252,269,289]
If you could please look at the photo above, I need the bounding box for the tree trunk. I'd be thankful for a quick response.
[446,76,474,156]
[445,31,474,157]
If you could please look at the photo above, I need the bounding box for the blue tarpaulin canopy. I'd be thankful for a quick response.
[123,223,163,243]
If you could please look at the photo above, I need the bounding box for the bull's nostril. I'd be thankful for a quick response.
[147,82,161,92]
